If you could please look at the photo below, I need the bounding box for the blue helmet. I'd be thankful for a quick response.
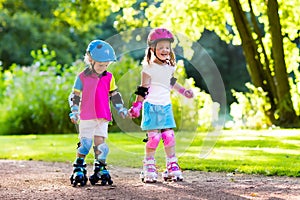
[86,40,116,62]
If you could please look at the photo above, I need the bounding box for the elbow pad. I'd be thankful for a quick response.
[134,86,149,98]
[170,77,177,87]
[111,92,124,106]
[68,92,81,107]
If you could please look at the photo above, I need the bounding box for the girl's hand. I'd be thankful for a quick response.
[179,88,194,98]
[183,89,194,98]
[129,101,143,118]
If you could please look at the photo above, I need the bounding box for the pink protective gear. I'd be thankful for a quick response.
[146,131,161,149]
[178,88,185,94]
[161,129,175,147]
[129,101,143,118]
[147,28,174,46]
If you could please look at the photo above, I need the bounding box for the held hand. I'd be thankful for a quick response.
[69,112,79,124]
[183,89,194,98]
[115,104,128,119]
[129,101,142,118]
[119,107,128,119]
[179,88,194,98]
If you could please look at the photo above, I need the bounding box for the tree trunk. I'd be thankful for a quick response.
[228,0,277,122]
[229,0,299,127]
[228,0,263,87]
[267,0,299,126]
[248,0,277,123]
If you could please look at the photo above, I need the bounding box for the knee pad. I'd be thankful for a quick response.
[77,138,93,155]
[162,129,175,147]
[94,143,109,161]
[146,131,161,149]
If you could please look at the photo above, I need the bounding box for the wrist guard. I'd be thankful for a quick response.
[111,91,124,107]
[69,111,79,122]
[111,92,128,116]
[129,101,143,118]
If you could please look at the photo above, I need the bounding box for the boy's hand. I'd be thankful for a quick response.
[119,107,128,119]
[115,104,128,119]
[69,111,79,124]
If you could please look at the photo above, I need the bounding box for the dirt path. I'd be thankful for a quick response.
[0,160,299,200]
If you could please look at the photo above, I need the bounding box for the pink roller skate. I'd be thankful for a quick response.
[140,157,158,183]
[162,156,183,182]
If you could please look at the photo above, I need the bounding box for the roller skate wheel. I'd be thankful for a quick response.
[101,179,107,186]
[140,171,145,182]
[81,176,88,186]
[144,177,157,183]
[108,179,113,185]
[89,174,98,185]
[144,180,155,183]
[70,175,74,184]
[80,181,86,186]
[172,177,178,182]
[169,176,183,182]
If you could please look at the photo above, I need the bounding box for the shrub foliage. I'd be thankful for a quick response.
[0,47,214,134]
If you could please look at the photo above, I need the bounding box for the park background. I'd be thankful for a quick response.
[0,0,299,177]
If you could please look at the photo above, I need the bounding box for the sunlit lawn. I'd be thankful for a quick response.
[1,129,299,177]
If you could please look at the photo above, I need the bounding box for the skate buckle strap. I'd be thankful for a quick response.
[145,164,157,173]
[95,160,107,166]
[167,162,180,172]
[144,157,156,164]
[73,163,86,168]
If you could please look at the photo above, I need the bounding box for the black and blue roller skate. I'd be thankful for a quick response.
[89,160,113,186]
[70,157,88,187]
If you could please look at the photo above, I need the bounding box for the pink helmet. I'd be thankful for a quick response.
[147,28,174,46]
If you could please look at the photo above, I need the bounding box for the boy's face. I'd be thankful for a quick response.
[153,40,171,61]
[93,62,110,74]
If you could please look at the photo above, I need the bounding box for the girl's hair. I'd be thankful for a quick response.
[142,44,176,66]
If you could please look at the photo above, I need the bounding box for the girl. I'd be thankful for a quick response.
[129,28,194,183]
[69,40,127,186]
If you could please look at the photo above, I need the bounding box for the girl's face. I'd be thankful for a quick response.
[93,61,110,74]
[153,40,171,62]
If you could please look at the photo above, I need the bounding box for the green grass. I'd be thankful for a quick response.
[0,129,299,177]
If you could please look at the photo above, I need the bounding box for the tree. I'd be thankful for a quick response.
[115,0,300,127]
[228,0,298,126]
[0,0,108,69]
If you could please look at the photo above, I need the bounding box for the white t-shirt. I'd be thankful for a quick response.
[142,62,176,105]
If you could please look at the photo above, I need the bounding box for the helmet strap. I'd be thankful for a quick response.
[91,61,101,77]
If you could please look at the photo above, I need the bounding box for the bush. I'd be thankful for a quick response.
[230,83,272,129]
[172,60,216,131]
[0,47,82,134]
[0,48,215,134]
[290,70,300,116]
